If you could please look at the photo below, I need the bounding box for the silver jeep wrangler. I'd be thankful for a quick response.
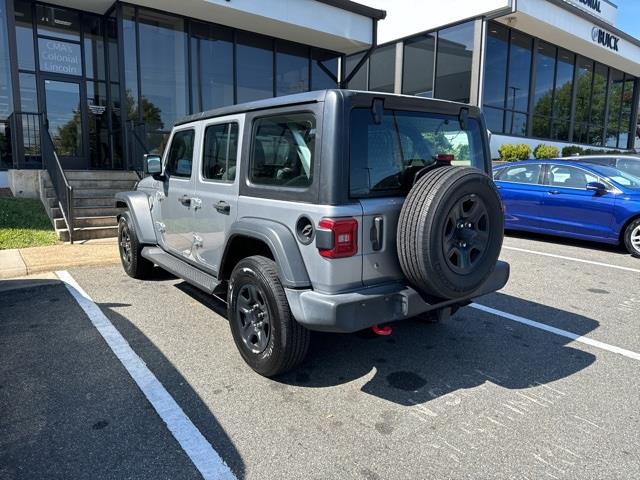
[116,90,509,377]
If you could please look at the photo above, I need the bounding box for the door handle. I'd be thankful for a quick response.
[178,195,191,206]
[215,201,231,214]
[370,216,383,251]
[547,190,560,195]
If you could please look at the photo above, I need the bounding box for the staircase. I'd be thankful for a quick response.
[41,170,139,242]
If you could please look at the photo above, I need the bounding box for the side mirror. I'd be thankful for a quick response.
[586,181,607,194]
[143,154,162,176]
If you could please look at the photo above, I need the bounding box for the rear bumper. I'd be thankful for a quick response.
[285,261,510,333]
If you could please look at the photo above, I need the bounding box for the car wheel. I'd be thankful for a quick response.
[623,219,640,258]
[228,255,310,377]
[397,166,504,299]
[118,213,154,279]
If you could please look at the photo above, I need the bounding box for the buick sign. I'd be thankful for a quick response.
[592,27,619,52]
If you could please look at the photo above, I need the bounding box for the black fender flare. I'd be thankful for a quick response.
[115,191,158,245]
[222,219,311,288]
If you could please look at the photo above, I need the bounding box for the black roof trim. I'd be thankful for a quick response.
[315,0,386,20]
[175,90,330,126]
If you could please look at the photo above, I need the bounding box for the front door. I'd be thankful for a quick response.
[151,127,198,257]
[42,77,88,169]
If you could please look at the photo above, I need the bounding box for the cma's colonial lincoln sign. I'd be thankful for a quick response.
[38,39,81,76]
[591,27,620,52]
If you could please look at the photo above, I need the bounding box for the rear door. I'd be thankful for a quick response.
[493,163,546,229]
[192,116,242,274]
[350,108,488,286]
[540,164,617,239]
[152,127,198,256]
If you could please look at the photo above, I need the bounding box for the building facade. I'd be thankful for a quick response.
[0,0,384,186]
[353,0,640,157]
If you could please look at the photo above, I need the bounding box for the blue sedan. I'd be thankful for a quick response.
[493,159,640,257]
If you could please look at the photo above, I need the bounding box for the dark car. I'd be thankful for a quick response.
[493,159,640,257]
[567,155,640,178]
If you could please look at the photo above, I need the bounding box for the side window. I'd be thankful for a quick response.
[165,129,195,178]
[202,123,239,182]
[549,165,597,188]
[497,164,542,184]
[251,113,315,188]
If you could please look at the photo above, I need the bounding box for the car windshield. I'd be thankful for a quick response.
[590,165,640,189]
[349,108,487,197]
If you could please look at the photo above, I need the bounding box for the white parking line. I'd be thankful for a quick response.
[471,303,640,362]
[502,246,640,274]
[56,270,236,480]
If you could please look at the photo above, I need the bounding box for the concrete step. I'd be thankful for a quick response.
[64,170,140,181]
[43,179,137,190]
[45,187,131,199]
[57,225,119,242]
[73,196,118,208]
[44,206,126,220]
[54,216,117,230]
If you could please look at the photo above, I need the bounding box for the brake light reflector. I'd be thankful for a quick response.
[318,218,358,258]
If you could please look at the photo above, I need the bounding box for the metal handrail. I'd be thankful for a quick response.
[41,122,75,244]
[126,120,149,180]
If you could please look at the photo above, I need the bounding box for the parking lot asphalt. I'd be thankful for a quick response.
[1,234,639,480]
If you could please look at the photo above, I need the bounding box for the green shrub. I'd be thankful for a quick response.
[498,143,531,162]
[533,144,560,159]
[562,145,584,157]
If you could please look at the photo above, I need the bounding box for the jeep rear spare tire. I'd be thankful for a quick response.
[397,166,504,299]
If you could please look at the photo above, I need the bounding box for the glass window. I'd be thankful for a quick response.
[506,30,532,113]
[553,49,574,119]
[190,22,233,112]
[548,165,597,188]
[165,129,195,178]
[19,72,37,112]
[106,15,118,83]
[0,0,12,119]
[402,33,435,97]
[202,123,239,181]
[483,106,504,133]
[237,31,274,103]
[276,41,309,96]
[251,113,315,188]
[36,5,80,41]
[345,53,368,90]
[87,81,110,168]
[45,80,82,157]
[122,6,138,122]
[349,108,486,197]
[483,23,508,109]
[14,0,35,71]
[369,44,395,93]
[606,69,624,147]
[573,56,593,144]
[138,9,188,131]
[311,49,339,90]
[435,22,474,103]
[589,63,608,145]
[618,76,634,149]
[84,14,106,81]
[532,42,556,119]
[496,164,542,184]
[505,110,528,136]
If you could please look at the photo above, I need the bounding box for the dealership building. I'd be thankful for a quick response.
[0,0,639,189]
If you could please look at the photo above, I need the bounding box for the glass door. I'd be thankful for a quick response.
[42,77,88,169]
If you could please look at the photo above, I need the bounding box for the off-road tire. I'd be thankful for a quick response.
[623,218,640,258]
[228,256,310,377]
[118,213,154,279]
[397,166,504,299]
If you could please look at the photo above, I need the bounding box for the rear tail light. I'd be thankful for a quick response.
[436,154,454,163]
[317,218,358,258]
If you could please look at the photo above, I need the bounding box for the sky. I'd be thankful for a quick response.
[616,1,640,39]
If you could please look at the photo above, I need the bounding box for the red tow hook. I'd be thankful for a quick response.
[372,324,393,336]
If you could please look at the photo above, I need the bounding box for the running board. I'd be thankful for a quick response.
[141,247,219,294]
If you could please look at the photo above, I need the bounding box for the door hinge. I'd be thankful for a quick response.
[155,221,166,233]
[193,234,203,248]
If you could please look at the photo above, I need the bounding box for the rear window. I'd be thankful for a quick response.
[349,108,487,197]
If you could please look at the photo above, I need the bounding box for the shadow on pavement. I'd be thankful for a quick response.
[505,230,628,255]
[0,278,244,480]
[275,292,599,407]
